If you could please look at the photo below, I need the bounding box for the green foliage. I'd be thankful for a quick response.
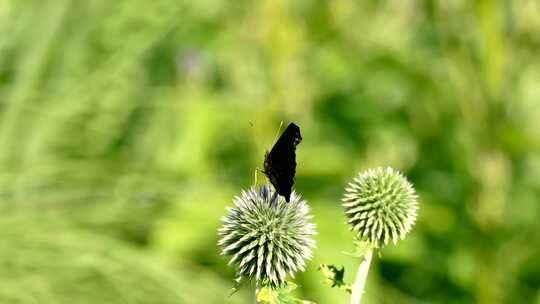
[257,283,314,304]
[319,241,375,296]
[318,264,351,293]
[346,240,375,259]
[0,212,244,304]
[0,0,540,303]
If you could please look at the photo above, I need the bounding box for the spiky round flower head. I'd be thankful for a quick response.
[218,185,316,288]
[343,167,418,248]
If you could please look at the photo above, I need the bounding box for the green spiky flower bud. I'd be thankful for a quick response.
[218,185,316,288]
[343,167,418,248]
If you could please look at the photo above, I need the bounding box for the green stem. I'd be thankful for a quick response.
[350,249,373,304]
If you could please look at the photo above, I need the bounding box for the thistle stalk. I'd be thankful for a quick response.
[350,249,372,304]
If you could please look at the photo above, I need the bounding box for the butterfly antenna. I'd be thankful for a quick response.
[271,120,284,145]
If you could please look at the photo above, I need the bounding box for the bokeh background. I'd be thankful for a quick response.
[1,0,540,303]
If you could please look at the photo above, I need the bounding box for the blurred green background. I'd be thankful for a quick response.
[1,0,540,303]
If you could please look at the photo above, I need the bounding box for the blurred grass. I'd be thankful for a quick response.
[1,0,540,303]
[0,212,246,304]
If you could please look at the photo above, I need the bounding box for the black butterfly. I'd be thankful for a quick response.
[263,123,302,202]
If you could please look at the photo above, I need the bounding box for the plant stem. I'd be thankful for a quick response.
[350,249,373,304]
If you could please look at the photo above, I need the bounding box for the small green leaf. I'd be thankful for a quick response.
[257,286,279,304]
[257,283,316,304]
[318,264,351,293]
[353,239,375,257]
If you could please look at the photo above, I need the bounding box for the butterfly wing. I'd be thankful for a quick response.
[263,123,302,202]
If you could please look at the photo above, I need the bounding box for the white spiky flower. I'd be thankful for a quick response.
[218,185,316,288]
[343,167,418,248]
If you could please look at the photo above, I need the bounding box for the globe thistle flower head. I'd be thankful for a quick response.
[343,167,418,248]
[218,185,316,288]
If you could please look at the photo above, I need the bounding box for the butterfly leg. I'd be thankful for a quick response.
[253,167,262,187]
[253,168,257,187]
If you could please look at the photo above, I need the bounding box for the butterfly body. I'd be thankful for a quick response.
[263,123,302,202]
